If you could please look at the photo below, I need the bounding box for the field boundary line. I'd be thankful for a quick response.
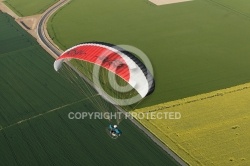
[0,95,99,132]
[133,82,250,113]
[204,0,250,20]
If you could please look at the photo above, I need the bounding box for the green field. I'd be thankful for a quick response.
[4,0,58,16]
[0,12,178,165]
[48,0,250,108]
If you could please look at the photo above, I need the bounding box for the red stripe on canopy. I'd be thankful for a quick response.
[57,45,130,81]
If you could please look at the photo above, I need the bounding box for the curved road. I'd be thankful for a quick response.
[37,0,68,56]
[36,1,188,166]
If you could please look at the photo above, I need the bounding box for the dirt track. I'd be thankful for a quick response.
[0,0,19,19]
[0,1,41,38]
[149,0,192,5]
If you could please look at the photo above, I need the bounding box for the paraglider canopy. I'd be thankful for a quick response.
[54,42,155,105]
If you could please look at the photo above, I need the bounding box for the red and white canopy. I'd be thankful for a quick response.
[54,42,154,98]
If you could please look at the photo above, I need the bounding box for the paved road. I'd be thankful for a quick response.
[36,1,188,165]
[37,0,68,56]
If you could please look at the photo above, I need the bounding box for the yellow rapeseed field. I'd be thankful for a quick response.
[132,83,250,165]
